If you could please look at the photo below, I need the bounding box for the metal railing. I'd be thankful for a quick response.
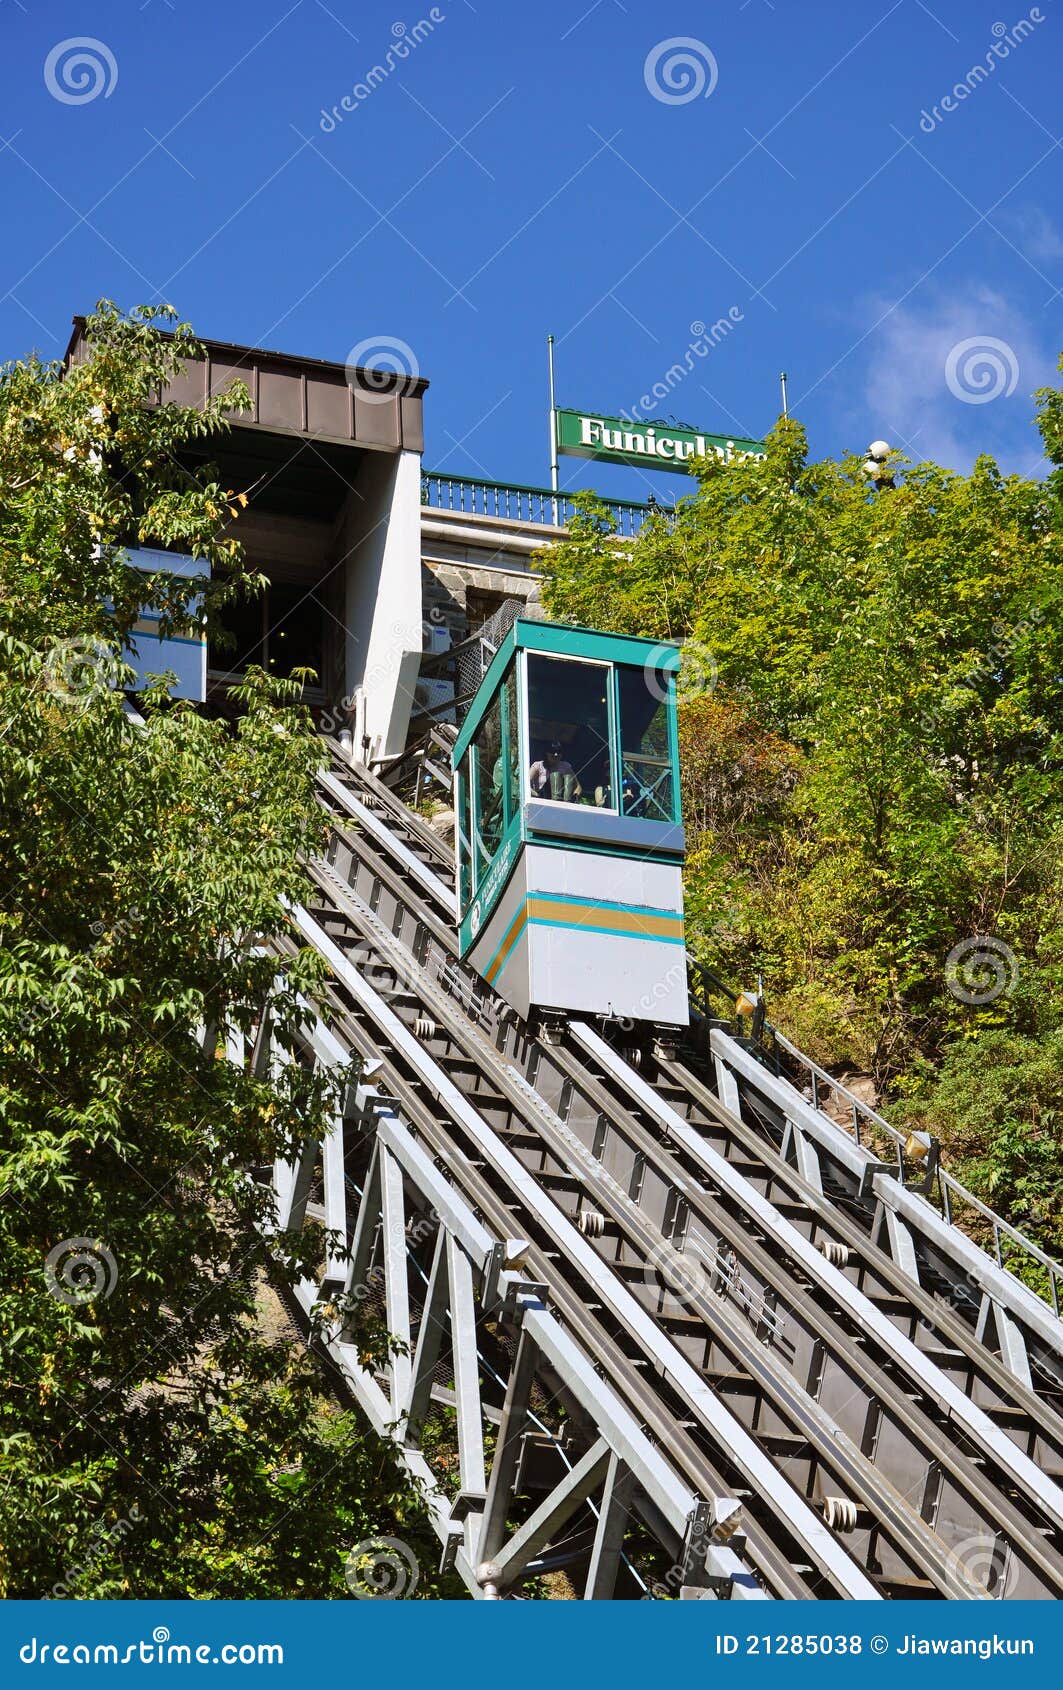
[688,960,1063,1316]
[688,960,783,1068]
[770,1027,1063,1315]
[421,471,664,538]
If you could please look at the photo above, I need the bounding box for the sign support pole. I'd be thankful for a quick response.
[547,334,559,526]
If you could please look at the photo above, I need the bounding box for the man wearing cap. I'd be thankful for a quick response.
[529,742,581,802]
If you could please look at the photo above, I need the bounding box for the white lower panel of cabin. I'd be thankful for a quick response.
[469,843,688,1027]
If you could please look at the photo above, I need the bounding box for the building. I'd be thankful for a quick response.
[65,319,656,759]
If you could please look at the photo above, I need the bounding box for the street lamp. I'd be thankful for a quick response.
[863,438,895,491]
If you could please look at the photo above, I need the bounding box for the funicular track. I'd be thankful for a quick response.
[269,923,850,1600]
[258,741,1063,1600]
[350,740,1063,1398]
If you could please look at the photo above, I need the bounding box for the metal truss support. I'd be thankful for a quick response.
[872,1203,920,1286]
[584,1453,636,1600]
[248,1005,766,1600]
[780,1117,824,1194]
[977,1295,1033,1392]
[711,1029,1063,1376]
[480,1438,611,1591]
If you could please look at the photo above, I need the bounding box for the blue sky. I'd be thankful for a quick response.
[2,0,1061,503]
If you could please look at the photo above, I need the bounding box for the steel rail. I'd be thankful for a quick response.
[271,946,773,1598]
[304,752,1063,1596]
[318,769,456,918]
[300,860,1061,1599]
[567,1022,1063,1518]
[653,1050,1063,1455]
[269,1016,760,1599]
[323,748,454,877]
[560,1024,1063,1585]
[325,746,1063,1375]
[283,904,879,1599]
[317,801,1063,1477]
[712,1032,1063,1373]
[767,1024,1063,1317]
[268,929,816,1598]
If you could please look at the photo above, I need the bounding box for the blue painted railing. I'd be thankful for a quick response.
[421,472,665,537]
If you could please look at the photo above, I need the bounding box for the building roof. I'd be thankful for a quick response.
[64,316,427,455]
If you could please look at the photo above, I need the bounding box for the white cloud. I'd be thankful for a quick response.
[856,284,1057,475]
[1001,205,1063,268]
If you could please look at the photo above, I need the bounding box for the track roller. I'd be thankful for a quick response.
[822,1496,858,1533]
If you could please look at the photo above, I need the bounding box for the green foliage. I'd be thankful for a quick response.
[893,1030,1063,1264]
[540,405,1063,1236]
[0,303,460,1599]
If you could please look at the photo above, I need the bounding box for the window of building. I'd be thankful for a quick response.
[208,583,324,685]
[525,653,613,808]
[211,591,264,673]
[268,583,325,681]
[617,665,676,823]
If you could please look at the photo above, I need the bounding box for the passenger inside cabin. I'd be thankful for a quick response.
[526,654,611,808]
[529,742,582,803]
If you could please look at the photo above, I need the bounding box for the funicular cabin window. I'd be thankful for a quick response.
[525,653,612,808]
[502,664,519,824]
[471,690,503,889]
[456,762,473,909]
[617,665,676,823]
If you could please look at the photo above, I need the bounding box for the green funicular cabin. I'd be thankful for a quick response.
[452,618,688,1028]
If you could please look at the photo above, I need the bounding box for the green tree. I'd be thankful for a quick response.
[540,408,1063,1233]
[895,1029,1063,1267]
[0,304,459,1598]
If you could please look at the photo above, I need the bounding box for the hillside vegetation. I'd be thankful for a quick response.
[539,390,1063,1262]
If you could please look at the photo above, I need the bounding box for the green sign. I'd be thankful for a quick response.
[555,407,763,475]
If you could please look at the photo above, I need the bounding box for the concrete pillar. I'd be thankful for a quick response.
[342,447,423,760]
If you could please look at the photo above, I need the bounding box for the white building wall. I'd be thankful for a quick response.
[343,448,423,760]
